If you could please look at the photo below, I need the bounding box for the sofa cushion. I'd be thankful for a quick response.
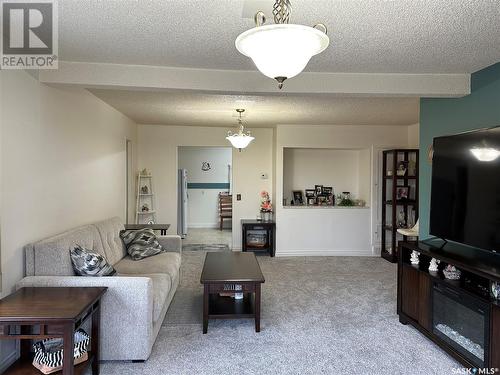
[125,273,171,323]
[114,252,181,284]
[26,225,105,276]
[70,245,116,277]
[93,217,126,266]
[119,229,164,261]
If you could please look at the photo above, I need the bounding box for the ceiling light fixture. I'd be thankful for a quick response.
[226,109,254,151]
[235,0,329,89]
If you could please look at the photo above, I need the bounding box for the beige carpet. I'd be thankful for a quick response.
[97,251,460,375]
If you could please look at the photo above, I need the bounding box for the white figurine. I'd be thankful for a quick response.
[429,258,440,272]
[410,251,420,265]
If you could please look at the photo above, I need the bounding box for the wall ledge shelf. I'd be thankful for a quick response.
[282,205,370,209]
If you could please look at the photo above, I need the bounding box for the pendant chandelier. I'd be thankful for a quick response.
[226,109,254,151]
[235,0,329,89]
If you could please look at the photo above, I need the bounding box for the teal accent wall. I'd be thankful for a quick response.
[419,63,500,238]
[187,182,230,189]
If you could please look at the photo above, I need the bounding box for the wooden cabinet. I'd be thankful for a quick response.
[398,241,500,369]
[399,264,432,330]
[490,304,500,368]
[400,265,419,320]
[418,272,432,331]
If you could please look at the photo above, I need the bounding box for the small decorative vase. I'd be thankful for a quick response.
[429,258,440,272]
[410,251,420,265]
[261,211,272,221]
[491,281,500,300]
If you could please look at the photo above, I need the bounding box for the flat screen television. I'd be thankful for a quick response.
[430,126,500,252]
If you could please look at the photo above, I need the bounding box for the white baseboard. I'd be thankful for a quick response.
[187,223,218,229]
[276,249,376,257]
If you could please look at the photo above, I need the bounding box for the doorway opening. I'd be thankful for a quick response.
[178,146,233,250]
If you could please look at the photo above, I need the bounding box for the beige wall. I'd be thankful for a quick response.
[137,125,274,249]
[0,71,137,299]
[275,124,413,255]
[283,148,369,203]
[408,123,420,148]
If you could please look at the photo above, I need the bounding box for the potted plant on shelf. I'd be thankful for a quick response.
[260,191,273,221]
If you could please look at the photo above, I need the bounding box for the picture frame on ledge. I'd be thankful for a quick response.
[292,190,304,205]
[315,185,323,195]
[305,189,316,198]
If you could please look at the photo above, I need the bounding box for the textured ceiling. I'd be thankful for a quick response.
[60,0,500,74]
[89,90,419,127]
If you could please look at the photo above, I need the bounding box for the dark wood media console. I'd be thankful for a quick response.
[398,240,500,369]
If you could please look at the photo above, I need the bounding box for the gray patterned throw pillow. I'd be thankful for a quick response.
[120,228,165,260]
[70,245,116,276]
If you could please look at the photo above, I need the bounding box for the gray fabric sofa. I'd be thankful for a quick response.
[16,217,181,361]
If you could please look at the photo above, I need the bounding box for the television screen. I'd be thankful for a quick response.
[430,126,500,252]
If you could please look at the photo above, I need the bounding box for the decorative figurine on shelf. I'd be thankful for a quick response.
[396,161,407,176]
[410,251,420,265]
[443,264,461,280]
[397,209,406,228]
[408,160,417,176]
[259,191,273,221]
[491,281,500,300]
[141,185,149,194]
[141,204,150,212]
[140,168,151,176]
[429,258,440,272]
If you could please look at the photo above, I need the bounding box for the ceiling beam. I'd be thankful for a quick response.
[38,61,470,97]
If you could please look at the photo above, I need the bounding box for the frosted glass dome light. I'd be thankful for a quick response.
[235,0,329,89]
[226,109,254,151]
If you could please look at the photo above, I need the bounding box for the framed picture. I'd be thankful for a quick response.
[322,186,333,195]
[316,195,327,205]
[305,189,316,198]
[315,185,323,195]
[396,186,410,200]
[307,197,316,205]
[326,194,334,206]
[292,190,304,204]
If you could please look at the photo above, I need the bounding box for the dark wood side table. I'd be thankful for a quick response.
[200,252,265,334]
[124,223,170,235]
[241,219,276,257]
[0,287,107,375]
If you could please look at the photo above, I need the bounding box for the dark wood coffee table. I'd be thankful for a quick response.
[200,252,265,333]
[0,287,107,375]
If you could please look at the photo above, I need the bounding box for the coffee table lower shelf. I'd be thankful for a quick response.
[208,293,255,318]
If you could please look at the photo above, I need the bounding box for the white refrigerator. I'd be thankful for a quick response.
[177,169,188,238]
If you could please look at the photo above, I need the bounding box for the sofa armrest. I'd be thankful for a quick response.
[158,235,182,253]
[16,275,154,360]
